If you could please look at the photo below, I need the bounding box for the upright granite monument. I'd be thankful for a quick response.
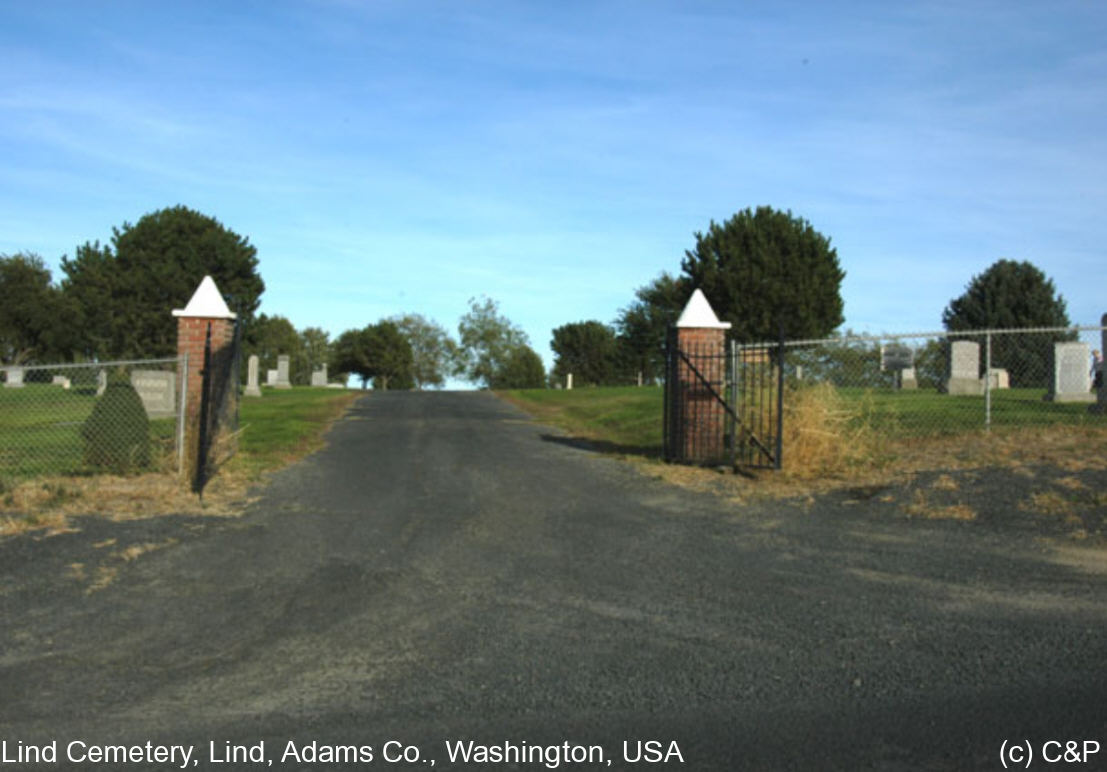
[946,341,983,396]
[1046,341,1094,403]
[245,355,262,397]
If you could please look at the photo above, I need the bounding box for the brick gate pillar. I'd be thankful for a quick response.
[172,276,237,473]
[676,289,731,463]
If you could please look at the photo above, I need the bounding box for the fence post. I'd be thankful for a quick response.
[172,276,237,482]
[985,331,992,430]
[195,324,213,494]
[177,352,188,476]
[775,325,785,470]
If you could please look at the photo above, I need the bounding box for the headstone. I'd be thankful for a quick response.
[566,373,573,390]
[311,364,328,387]
[1046,341,1094,403]
[52,375,71,390]
[96,369,107,396]
[266,369,278,386]
[326,382,344,389]
[986,368,1010,390]
[245,354,261,397]
[130,370,176,418]
[275,355,292,389]
[900,367,918,390]
[946,341,983,395]
[4,367,24,388]
[881,343,914,372]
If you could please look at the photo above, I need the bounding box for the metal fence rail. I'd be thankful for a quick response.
[0,357,186,481]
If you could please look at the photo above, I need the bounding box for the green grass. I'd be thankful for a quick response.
[500,386,664,455]
[0,384,176,478]
[229,387,361,478]
[501,382,1105,456]
[0,384,359,482]
[837,386,1100,436]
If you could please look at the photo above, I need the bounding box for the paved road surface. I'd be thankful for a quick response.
[1,391,1105,770]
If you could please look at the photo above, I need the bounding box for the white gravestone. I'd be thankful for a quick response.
[245,355,261,397]
[52,375,71,390]
[4,367,24,388]
[900,367,918,390]
[986,368,1010,390]
[311,364,328,387]
[946,341,983,395]
[275,355,292,389]
[96,369,107,396]
[266,369,279,386]
[130,370,176,418]
[1046,341,1094,403]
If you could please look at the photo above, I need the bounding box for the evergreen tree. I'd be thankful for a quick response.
[941,259,1072,387]
[613,272,689,383]
[551,321,619,386]
[681,206,844,342]
[61,206,264,359]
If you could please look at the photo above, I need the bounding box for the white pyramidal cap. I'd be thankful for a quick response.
[171,275,237,319]
[676,288,731,329]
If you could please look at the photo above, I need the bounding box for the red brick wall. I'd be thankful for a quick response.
[677,326,727,462]
[177,316,233,424]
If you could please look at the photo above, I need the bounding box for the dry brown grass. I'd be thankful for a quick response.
[633,398,1107,508]
[931,474,960,491]
[779,383,888,479]
[0,469,256,538]
[67,539,179,594]
[902,489,977,521]
[1021,491,1077,519]
[887,425,1107,474]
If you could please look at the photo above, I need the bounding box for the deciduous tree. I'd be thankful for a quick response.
[492,344,545,389]
[457,296,531,389]
[389,313,459,389]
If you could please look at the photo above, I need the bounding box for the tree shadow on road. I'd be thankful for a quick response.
[538,432,663,459]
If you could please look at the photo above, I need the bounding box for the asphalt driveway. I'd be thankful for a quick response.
[1,391,1105,770]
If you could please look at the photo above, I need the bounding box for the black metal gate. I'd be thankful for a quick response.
[194,320,242,495]
[663,329,783,470]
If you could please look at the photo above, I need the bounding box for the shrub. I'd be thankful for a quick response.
[81,378,151,473]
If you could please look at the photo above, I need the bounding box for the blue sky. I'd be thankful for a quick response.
[2,0,1105,374]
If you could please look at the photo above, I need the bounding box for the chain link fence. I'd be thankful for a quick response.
[763,324,1106,438]
[0,357,187,482]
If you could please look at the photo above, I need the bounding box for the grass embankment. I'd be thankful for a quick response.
[501,384,1107,490]
[0,387,360,534]
[500,386,663,456]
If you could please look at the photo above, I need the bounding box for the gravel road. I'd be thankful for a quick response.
[1,391,1105,770]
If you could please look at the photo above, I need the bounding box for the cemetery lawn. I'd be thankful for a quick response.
[0,384,177,478]
[502,384,1107,485]
[1,387,360,529]
[499,386,663,457]
[227,387,362,480]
